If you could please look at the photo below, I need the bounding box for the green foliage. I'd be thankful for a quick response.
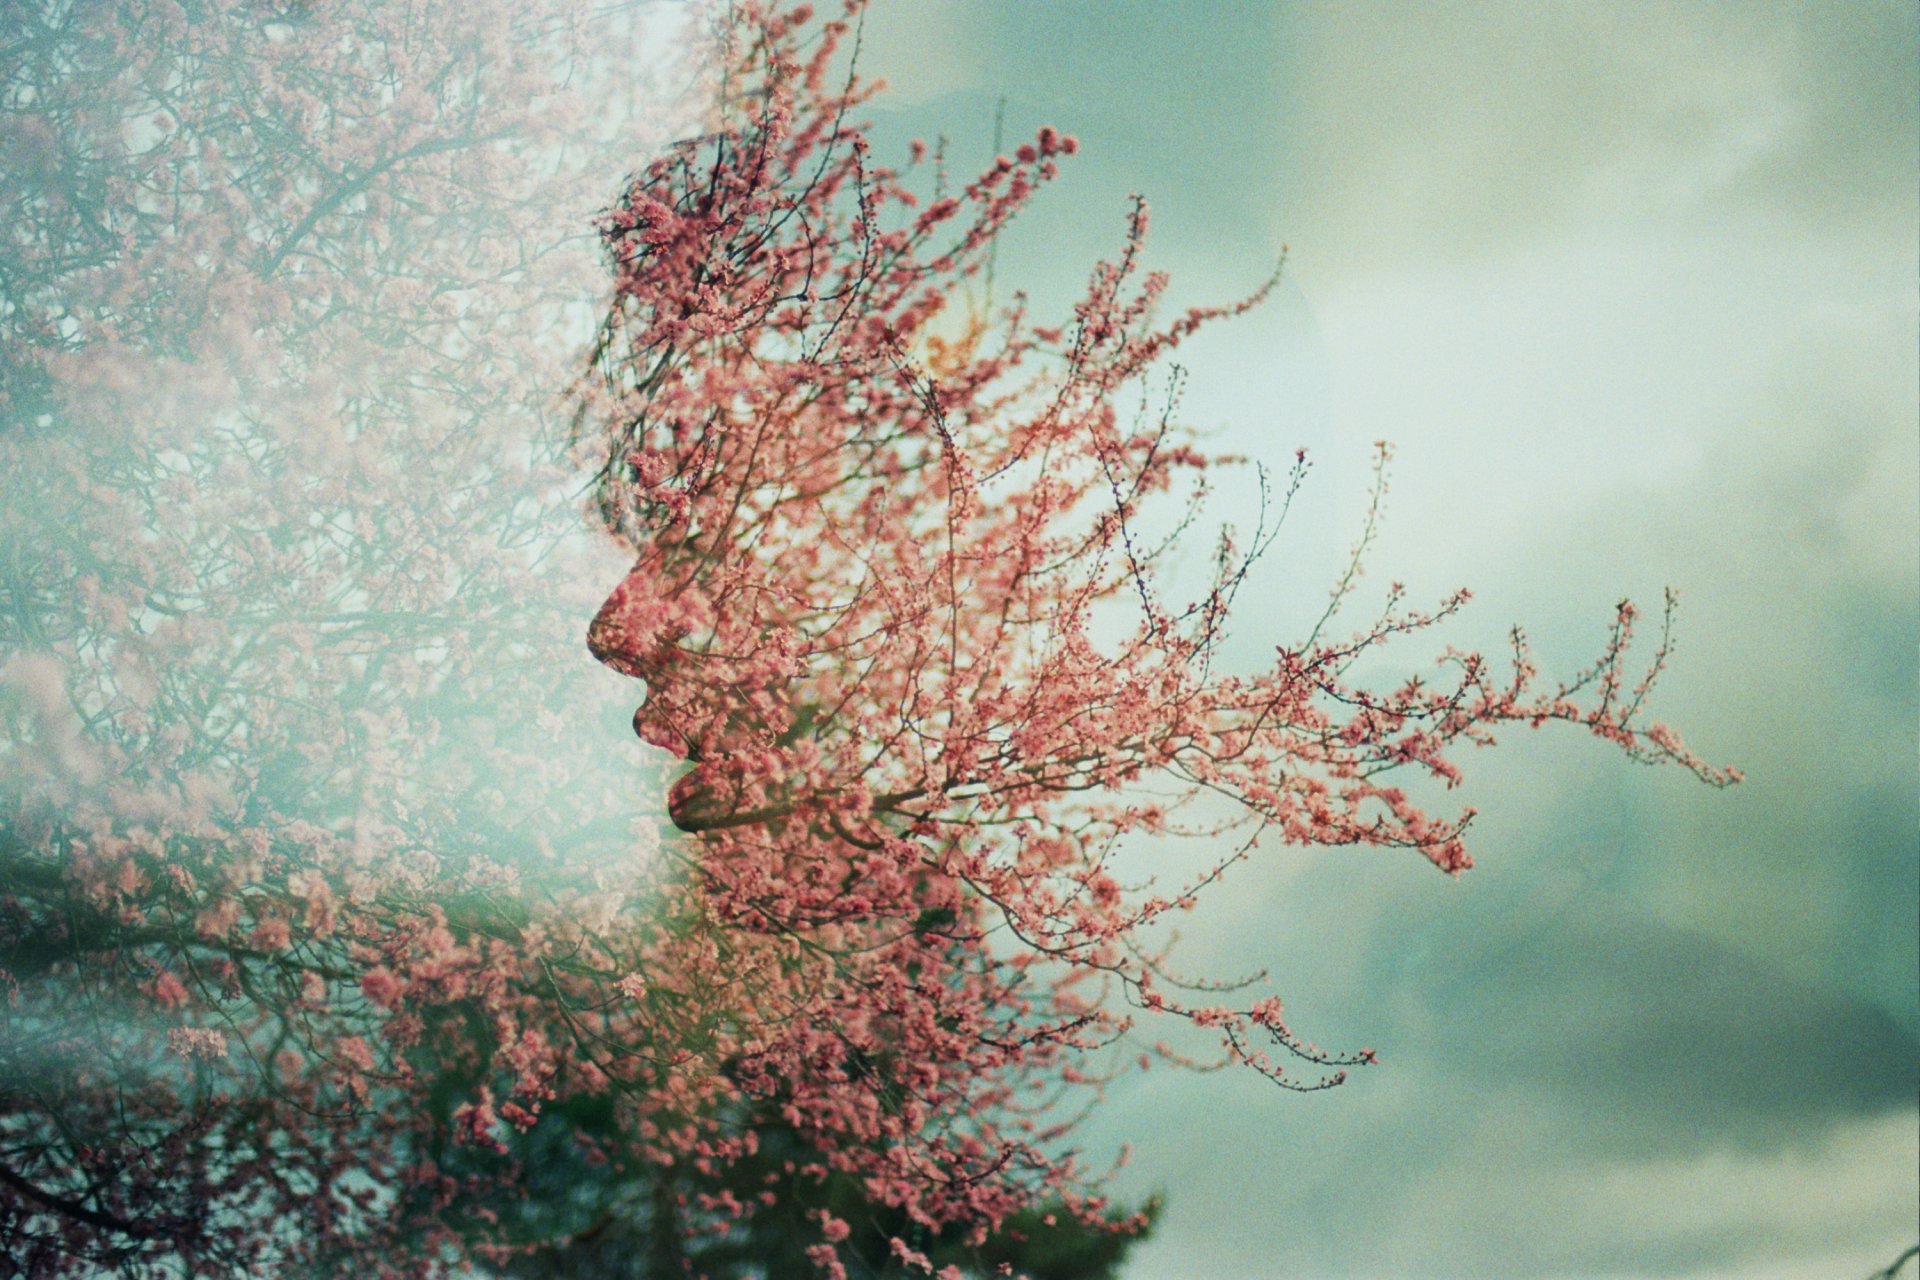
[486,1093,1155,1279]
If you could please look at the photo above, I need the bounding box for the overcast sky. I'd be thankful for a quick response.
[844,3,1918,1276]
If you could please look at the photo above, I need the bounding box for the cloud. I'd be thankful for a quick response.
[1403,890,1918,1144]
[1369,1106,1920,1280]
[1276,1,1919,273]
[1098,1062,1916,1279]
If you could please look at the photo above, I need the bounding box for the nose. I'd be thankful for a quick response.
[586,568,650,680]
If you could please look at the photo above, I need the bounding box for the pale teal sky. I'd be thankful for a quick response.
[845,3,1918,1276]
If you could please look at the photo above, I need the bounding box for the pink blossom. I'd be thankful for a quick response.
[248,919,292,952]
[167,1027,228,1061]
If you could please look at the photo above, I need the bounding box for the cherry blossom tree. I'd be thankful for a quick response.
[0,0,1733,1274]
[577,0,1736,1270]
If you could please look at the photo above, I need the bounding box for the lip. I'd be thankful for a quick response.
[586,603,661,746]
[587,629,650,682]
